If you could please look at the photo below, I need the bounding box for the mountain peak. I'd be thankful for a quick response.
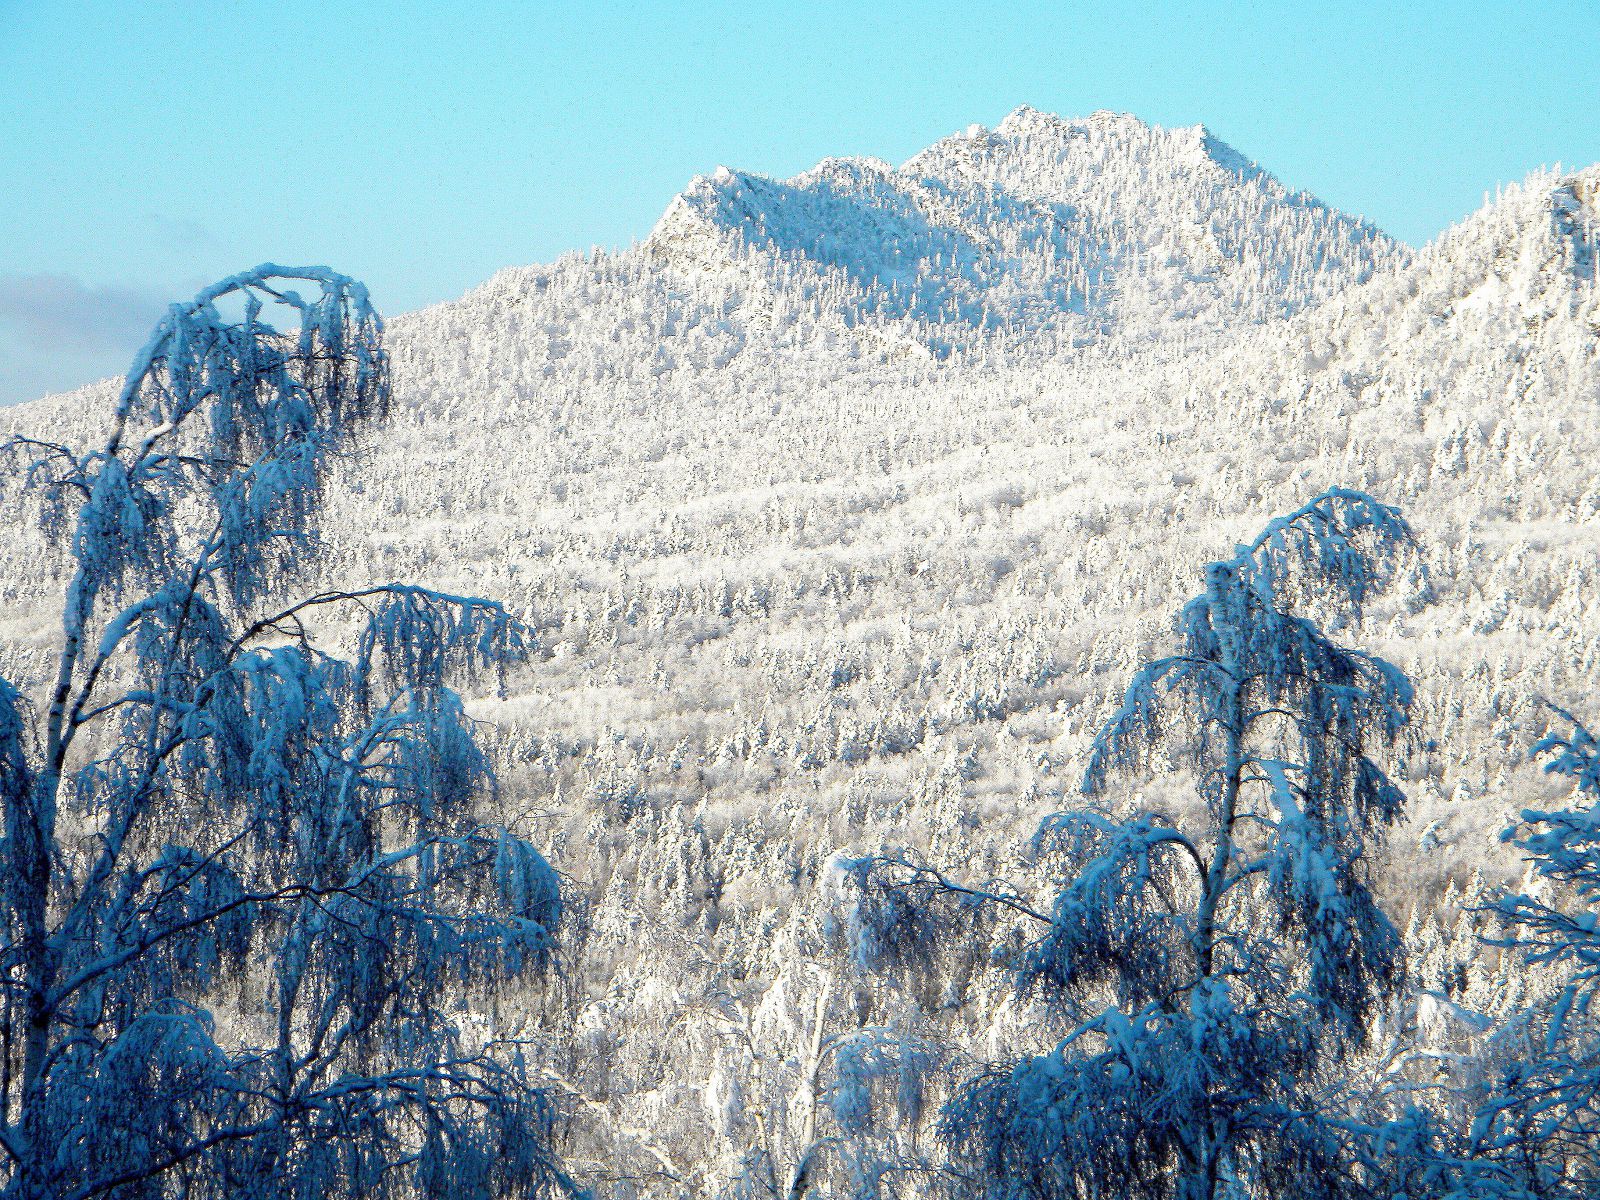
[641,109,1404,355]
[995,103,1075,135]
[993,105,1152,139]
[897,107,1275,198]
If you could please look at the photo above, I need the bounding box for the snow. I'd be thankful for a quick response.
[1,110,1598,1196]
[645,107,1401,358]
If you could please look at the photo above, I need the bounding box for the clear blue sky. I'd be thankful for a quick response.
[3,1,1598,404]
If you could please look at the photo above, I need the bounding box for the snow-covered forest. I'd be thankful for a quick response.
[2,107,1599,1197]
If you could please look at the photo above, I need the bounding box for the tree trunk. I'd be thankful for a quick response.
[784,973,833,1200]
[1182,564,1248,1200]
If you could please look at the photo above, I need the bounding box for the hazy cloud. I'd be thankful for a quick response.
[144,212,224,255]
[0,273,188,405]
[0,273,172,354]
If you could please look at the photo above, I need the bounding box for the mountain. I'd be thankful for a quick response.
[647,106,1403,354]
[2,112,1598,1196]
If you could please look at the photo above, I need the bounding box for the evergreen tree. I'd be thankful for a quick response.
[0,268,575,1200]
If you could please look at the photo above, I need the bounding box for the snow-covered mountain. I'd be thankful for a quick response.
[646,107,1403,353]
[3,109,1598,1198]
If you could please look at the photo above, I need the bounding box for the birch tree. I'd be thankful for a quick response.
[0,268,576,1200]
[697,921,936,1200]
[1471,708,1600,1196]
[846,489,1419,1200]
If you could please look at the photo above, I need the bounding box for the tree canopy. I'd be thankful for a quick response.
[0,267,574,1200]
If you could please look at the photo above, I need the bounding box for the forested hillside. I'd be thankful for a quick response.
[3,109,1598,1197]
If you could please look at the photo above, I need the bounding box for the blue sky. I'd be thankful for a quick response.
[3,1,1598,404]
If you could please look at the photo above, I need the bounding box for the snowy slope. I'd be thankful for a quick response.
[646,106,1404,354]
[2,114,1598,1197]
[355,156,1600,1190]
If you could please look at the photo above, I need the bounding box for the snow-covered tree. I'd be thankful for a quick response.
[698,944,937,1200]
[0,118,1594,1199]
[847,489,1419,1200]
[1471,708,1600,1195]
[0,268,575,1200]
